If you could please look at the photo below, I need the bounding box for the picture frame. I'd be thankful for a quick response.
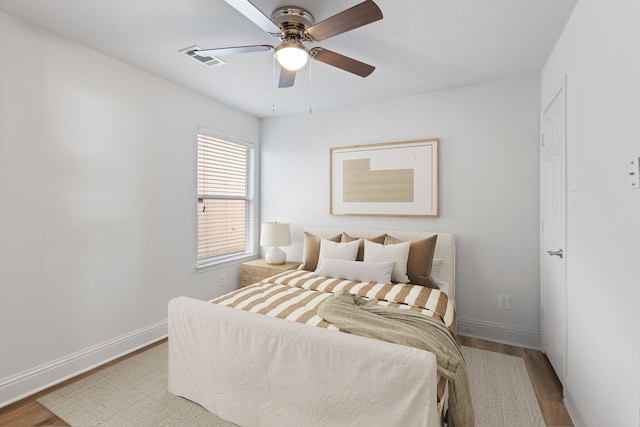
[330,138,439,217]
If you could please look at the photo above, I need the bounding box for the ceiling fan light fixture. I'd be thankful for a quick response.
[275,42,309,71]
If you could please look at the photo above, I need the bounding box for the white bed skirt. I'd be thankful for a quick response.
[168,296,441,427]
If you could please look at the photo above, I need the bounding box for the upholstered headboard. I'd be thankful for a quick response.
[304,227,456,300]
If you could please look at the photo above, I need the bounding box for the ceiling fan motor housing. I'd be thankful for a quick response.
[271,7,315,41]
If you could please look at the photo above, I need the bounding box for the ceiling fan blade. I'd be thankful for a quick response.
[278,67,296,88]
[224,0,282,35]
[311,47,375,78]
[306,0,383,42]
[194,45,273,57]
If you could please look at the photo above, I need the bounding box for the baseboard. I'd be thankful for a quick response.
[456,316,541,349]
[0,319,167,408]
[563,378,592,427]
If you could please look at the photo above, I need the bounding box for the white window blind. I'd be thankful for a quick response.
[197,132,255,266]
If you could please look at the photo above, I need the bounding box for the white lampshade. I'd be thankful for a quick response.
[260,222,291,265]
[275,43,309,71]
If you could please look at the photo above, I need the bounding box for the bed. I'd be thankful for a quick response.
[168,227,461,427]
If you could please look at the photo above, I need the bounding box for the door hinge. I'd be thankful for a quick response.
[541,134,545,146]
[541,220,544,233]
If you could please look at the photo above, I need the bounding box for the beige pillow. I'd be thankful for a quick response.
[318,238,361,264]
[300,232,341,271]
[385,234,438,288]
[364,240,411,283]
[342,232,386,261]
[315,258,394,284]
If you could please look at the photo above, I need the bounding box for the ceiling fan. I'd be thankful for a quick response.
[194,0,383,88]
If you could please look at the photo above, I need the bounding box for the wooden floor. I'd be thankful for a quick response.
[0,337,573,427]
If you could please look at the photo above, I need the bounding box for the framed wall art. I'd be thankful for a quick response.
[330,138,439,217]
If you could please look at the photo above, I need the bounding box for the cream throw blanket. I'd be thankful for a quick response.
[318,290,475,427]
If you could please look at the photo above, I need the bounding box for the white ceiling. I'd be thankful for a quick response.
[0,0,577,118]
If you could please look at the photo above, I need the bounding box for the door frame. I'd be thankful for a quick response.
[540,76,568,383]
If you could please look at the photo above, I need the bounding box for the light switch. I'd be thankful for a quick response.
[630,158,640,190]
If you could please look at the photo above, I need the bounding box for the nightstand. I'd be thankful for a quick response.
[240,259,301,287]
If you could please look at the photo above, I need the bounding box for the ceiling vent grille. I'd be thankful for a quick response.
[180,45,225,67]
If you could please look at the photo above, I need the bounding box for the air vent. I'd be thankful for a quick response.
[180,45,225,67]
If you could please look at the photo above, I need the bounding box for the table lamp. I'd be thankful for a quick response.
[260,222,291,265]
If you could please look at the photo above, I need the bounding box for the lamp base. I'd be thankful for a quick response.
[265,247,286,265]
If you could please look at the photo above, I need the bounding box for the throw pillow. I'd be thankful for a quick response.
[342,232,386,261]
[300,232,341,271]
[386,234,438,287]
[363,240,411,283]
[315,258,394,284]
[317,238,361,263]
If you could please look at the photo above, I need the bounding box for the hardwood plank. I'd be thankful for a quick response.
[0,400,65,426]
[523,347,573,426]
[458,334,526,358]
[1,337,572,427]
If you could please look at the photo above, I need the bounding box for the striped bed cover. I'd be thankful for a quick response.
[211,268,456,416]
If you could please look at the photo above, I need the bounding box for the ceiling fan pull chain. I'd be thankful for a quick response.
[308,60,313,114]
[272,55,276,113]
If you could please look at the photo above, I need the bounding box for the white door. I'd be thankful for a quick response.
[541,82,567,384]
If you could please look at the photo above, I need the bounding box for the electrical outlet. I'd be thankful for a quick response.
[219,273,226,287]
[498,294,510,310]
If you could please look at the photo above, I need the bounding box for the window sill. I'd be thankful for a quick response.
[196,253,257,273]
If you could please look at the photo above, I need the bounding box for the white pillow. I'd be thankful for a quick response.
[431,258,442,280]
[364,240,411,283]
[318,238,360,262]
[315,258,394,284]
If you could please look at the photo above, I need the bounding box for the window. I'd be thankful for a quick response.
[197,131,256,267]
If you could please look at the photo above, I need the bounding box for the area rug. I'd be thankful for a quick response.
[38,342,545,427]
[461,346,546,426]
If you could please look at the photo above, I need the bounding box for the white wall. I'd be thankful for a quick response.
[261,74,542,348]
[541,1,640,425]
[0,12,259,406]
